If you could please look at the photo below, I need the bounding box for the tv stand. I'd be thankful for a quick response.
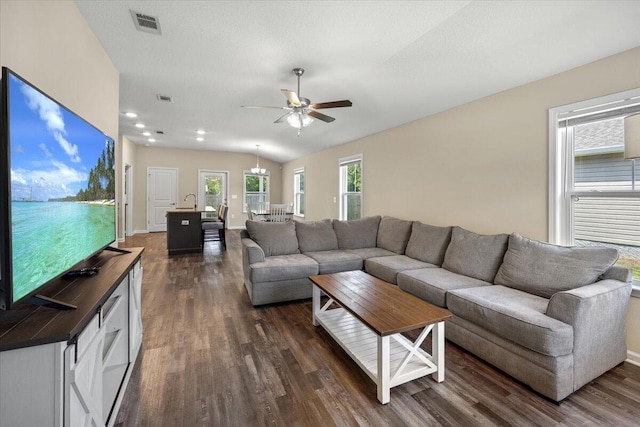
[0,247,144,427]
[26,294,77,310]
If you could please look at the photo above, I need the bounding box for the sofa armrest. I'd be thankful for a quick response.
[601,265,632,283]
[546,279,632,390]
[242,238,265,264]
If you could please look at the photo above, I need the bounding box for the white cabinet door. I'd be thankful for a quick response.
[102,278,130,423]
[129,262,143,361]
[65,314,104,427]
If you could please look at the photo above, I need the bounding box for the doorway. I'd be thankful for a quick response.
[198,170,228,219]
[124,164,133,236]
[147,167,178,232]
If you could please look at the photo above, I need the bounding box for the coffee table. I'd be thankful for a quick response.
[310,270,451,404]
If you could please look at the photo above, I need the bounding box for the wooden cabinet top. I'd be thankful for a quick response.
[0,247,144,351]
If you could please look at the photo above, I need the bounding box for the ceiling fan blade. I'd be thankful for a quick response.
[281,89,301,107]
[274,112,292,124]
[242,105,289,110]
[311,100,352,109]
[307,110,335,123]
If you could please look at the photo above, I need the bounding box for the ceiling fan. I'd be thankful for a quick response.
[242,68,352,135]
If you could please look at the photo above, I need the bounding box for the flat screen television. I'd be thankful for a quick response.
[0,67,116,310]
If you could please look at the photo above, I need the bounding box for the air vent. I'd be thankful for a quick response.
[156,94,173,103]
[156,130,164,135]
[130,10,162,35]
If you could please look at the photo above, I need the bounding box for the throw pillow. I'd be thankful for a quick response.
[333,216,381,249]
[376,216,413,254]
[296,219,339,252]
[405,222,452,265]
[442,226,509,282]
[494,233,619,298]
[246,220,300,257]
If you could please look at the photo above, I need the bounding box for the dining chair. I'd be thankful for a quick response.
[269,204,289,222]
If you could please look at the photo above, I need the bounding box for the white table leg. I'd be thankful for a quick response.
[377,335,390,404]
[312,284,321,326]
[432,321,445,382]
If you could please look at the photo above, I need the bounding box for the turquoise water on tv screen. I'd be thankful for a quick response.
[11,201,115,302]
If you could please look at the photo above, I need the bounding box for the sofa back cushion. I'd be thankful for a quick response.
[246,220,300,257]
[333,216,381,249]
[376,216,413,254]
[442,226,508,282]
[494,233,619,298]
[296,219,339,252]
[405,222,452,265]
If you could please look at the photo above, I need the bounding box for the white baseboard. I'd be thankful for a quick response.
[228,225,245,230]
[627,350,640,367]
[134,229,149,234]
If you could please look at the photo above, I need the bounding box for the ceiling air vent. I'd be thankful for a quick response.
[156,130,164,135]
[156,94,173,103]
[130,10,162,35]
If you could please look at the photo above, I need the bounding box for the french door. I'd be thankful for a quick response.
[198,170,228,219]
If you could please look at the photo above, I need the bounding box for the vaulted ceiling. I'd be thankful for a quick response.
[75,1,640,163]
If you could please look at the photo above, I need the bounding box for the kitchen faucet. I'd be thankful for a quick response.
[184,193,197,209]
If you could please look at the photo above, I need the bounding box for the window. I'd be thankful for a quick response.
[243,172,269,212]
[293,167,305,216]
[549,89,640,286]
[339,155,362,220]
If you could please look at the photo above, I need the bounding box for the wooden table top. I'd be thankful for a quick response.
[309,270,451,336]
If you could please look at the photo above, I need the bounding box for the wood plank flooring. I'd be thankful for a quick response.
[115,231,640,426]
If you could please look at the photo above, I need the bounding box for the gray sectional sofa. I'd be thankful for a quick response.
[241,215,633,401]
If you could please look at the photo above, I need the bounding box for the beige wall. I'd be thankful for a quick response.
[0,0,121,237]
[132,146,282,231]
[283,47,640,354]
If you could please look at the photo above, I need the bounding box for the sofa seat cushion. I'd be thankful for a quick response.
[365,255,437,284]
[246,220,300,257]
[447,285,573,357]
[347,247,397,260]
[405,222,453,265]
[304,250,364,274]
[333,216,381,249]
[495,233,619,298]
[377,216,413,254]
[250,254,319,283]
[296,219,339,252]
[397,267,491,308]
[442,227,508,282]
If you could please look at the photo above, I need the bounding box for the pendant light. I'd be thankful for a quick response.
[251,144,267,174]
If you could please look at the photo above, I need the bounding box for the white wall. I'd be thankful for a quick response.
[282,46,640,354]
[131,145,283,231]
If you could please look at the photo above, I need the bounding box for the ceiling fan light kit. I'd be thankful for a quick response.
[243,67,352,135]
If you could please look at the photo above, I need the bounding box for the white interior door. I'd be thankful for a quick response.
[198,170,228,219]
[147,167,178,232]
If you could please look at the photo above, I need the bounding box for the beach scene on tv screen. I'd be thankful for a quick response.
[8,73,115,302]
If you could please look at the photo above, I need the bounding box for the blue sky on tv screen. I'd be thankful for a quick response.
[8,73,112,201]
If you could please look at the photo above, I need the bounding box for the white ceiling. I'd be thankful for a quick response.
[75,1,640,163]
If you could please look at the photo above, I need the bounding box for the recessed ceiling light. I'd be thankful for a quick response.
[148,138,156,142]
[196,130,205,135]
[125,112,138,118]
[135,123,145,128]
[196,137,204,142]
[142,131,151,136]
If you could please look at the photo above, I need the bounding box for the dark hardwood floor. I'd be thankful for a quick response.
[116,230,640,426]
